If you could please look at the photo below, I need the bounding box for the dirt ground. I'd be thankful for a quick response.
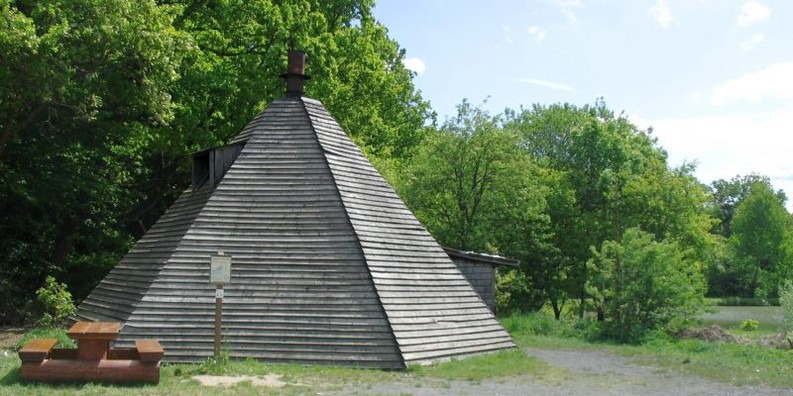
[0,327,26,350]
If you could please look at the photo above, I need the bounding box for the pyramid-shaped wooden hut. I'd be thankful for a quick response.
[76,52,514,369]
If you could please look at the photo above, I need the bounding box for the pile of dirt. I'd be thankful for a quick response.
[754,333,793,350]
[677,325,793,350]
[675,325,738,343]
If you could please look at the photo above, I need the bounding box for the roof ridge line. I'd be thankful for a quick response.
[298,97,407,369]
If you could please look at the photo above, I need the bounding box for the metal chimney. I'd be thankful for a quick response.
[281,50,310,97]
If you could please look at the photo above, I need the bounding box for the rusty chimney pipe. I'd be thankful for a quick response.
[281,50,310,97]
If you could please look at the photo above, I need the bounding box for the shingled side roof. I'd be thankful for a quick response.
[77,96,514,368]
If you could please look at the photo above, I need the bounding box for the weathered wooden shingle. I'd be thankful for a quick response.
[77,97,514,368]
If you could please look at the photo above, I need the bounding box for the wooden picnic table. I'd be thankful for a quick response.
[67,321,120,360]
[18,321,163,384]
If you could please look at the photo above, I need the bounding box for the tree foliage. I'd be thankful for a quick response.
[502,100,713,318]
[0,0,431,324]
[730,182,793,299]
[587,228,706,343]
[398,101,552,313]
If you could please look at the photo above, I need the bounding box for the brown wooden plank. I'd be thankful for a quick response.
[18,339,58,363]
[135,339,164,363]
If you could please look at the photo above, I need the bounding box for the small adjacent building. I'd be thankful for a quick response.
[75,51,515,369]
[444,248,519,314]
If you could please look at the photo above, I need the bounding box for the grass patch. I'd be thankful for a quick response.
[13,328,75,350]
[615,339,793,388]
[699,306,782,332]
[500,310,793,389]
[409,349,557,381]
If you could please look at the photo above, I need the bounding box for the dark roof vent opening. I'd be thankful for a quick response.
[191,143,245,190]
[281,50,310,97]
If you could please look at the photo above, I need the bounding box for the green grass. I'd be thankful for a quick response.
[699,306,783,333]
[408,349,559,381]
[615,339,793,388]
[2,314,792,393]
[503,312,793,389]
[13,328,76,351]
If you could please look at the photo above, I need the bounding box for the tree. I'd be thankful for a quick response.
[587,228,706,343]
[707,174,787,297]
[710,174,785,238]
[730,182,793,299]
[400,100,542,250]
[398,100,552,312]
[0,0,432,324]
[504,100,713,317]
[0,0,187,323]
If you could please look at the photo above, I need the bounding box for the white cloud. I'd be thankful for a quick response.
[402,57,426,76]
[649,0,673,28]
[510,77,576,92]
[737,1,770,27]
[709,62,793,105]
[528,25,546,42]
[740,33,765,52]
[646,106,793,210]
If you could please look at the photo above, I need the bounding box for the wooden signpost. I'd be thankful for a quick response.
[210,252,231,358]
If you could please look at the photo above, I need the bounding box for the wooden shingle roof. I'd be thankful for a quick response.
[76,96,514,368]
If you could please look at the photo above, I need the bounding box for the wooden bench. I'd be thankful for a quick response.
[135,339,164,363]
[18,338,58,363]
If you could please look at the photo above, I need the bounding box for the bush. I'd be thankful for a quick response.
[739,319,760,331]
[587,228,706,343]
[780,281,793,336]
[35,276,76,328]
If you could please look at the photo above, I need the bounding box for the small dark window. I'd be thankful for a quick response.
[191,143,244,190]
[192,150,210,189]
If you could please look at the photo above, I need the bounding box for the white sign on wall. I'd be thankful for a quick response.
[210,253,232,285]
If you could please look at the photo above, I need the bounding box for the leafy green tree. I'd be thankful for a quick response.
[730,182,793,298]
[505,100,713,317]
[400,100,545,250]
[587,227,706,343]
[0,0,431,324]
[707,175,787,297]
[710,174,785,238]
[0,0,187,323]
[398,101,552,312]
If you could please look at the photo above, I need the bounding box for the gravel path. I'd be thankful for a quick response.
[337,347,793,396]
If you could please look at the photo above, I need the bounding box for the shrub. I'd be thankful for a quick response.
[739,319,760,331]
[780,281,793,336]
[587,228,706,343]
[35,276,76,328]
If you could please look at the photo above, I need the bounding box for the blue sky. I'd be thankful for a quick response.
[373,0,793,209]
